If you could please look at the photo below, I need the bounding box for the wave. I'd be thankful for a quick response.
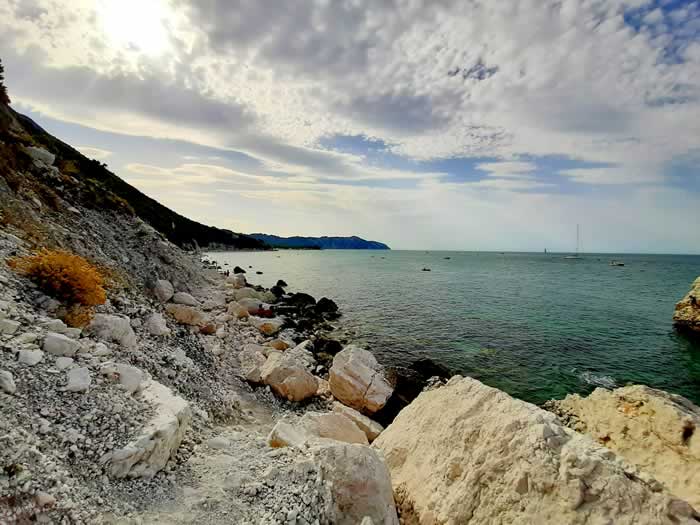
[574,369,617,389]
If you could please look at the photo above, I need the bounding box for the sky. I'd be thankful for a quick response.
[1,0,699,253]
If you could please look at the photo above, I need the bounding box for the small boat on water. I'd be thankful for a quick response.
[564,224,583,260]
[610,260,625,267]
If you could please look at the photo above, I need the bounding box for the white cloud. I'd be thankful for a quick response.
[1,0,698,251]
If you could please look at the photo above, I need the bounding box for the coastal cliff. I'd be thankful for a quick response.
[1,99,699,524]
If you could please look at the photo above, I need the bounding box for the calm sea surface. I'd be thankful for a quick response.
[206,250,700,405]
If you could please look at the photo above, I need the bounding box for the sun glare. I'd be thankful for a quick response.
[97,0,171,56]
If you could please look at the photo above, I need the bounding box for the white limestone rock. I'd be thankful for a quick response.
[153,279,175,302]
[261,352,318,402]
[548,385,700,510]
[101,362,150,394]
[145,313,171,336]
[373,376,698,525]
[65,367,91,393]
[18,349,44,366]
[329,346,392,414]
[311,443,398,525]
[43,332,81,356]
[0,318,21,335]
[101,380,191,478]
[269,412,368,448]
[249,316,285,336]
[0,370,16,394]
[88,314,137,349]
[238,345,268,383]
[226,274,247,289]
[332,402,384,442]
[172,292,199,307]
[55,357,74,370]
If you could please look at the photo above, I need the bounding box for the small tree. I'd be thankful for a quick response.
[0,58,10,105]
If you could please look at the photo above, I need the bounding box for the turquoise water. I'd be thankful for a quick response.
[207,250,700,405]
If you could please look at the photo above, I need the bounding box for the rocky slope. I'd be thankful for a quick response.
[249,234,390,250]
[674,277,700,335]
[0,103,267,251]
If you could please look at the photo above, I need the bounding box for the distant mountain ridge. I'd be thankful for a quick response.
[250,234,390,250]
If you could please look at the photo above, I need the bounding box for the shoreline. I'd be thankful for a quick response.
[1,221,699,523]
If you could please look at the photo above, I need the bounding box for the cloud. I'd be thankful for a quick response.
[1,0,699,251]
[476,162,537,178]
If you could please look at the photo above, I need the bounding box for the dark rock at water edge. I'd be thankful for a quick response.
[234,266,246,274]
[316,297,339,315]
[270,285,285,298]
[373,358,453,426]
[276,279,288,288]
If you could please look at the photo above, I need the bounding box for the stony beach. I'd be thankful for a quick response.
[2,103,700,524]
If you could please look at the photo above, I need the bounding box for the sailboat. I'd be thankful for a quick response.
[564,224,582,260]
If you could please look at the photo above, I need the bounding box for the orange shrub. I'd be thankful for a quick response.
[9,249,106,306]
[63,304,95,328]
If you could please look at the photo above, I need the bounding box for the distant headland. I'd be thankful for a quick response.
[249,234,390,250]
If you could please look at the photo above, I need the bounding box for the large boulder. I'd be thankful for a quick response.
[101,380,190,478]
[546,385,700,510]
[87,314,137,348]
[329,346,392,415]
[260,352,318,402]
[23,146,55,166]
[153,279,174,302]
[268,412,368,448]
[673,276,700,335]
[312,443,398,525]
[373,376,698,525]
[165,304,206,326]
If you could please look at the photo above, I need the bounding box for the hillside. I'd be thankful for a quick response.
[0,103,267,251]
[250,233,390,250]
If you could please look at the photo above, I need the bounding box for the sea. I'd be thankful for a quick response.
[206,250,700,406]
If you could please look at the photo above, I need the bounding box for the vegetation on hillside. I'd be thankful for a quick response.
[0,57,268,251]
[9,249,107,307]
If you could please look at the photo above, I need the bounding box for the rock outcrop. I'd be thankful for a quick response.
[546,385,700,510]
[329,346,393,415]
[101,380,191,478]
[373,376,698,525]
[673,276,700,335]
